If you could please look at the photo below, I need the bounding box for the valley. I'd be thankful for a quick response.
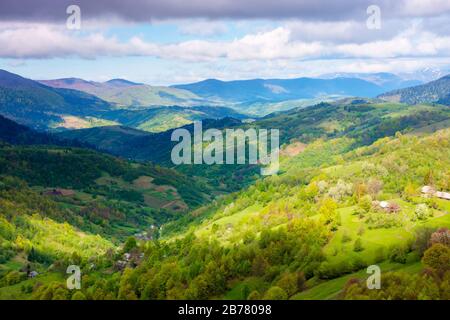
[0,69,449,300]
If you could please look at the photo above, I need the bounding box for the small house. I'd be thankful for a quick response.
[29,271,38,278]
[435,191,450,201]
[373,201,400,213]
[115,260,127,271]
[386,202,401,213]
[421,186,450,201]
[379,201,389,209]
[421,185,436,195]
[43,188,75,197]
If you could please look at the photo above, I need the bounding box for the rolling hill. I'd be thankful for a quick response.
[0,70,250,133]
[101,105,250,133]
[0,70,111,130]
[39,77,205,108]
[0,117,211,237]
[57,97,450,194]
[59,98,450,164]
[0,114,93,148]
[1,69,449,301]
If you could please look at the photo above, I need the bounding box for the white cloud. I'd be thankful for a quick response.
[401,0,450,16]
[179,20,228,37]
[0,19,449,66]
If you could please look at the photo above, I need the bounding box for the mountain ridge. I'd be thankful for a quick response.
[378,74,450,105]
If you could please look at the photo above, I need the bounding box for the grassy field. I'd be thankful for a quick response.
[0,272,64,300]
[291,261,423,300]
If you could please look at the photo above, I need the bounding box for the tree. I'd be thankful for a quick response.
[367,179,383,197]
[296,271,306,292]
[123,237,137,253]
[304,182,319,200]
[412,227,434,256]
[71,291,87,300]
[389,246,407,264]
[319,198,338,225]
[354,183,367,199]
[424,170,434,185]
[353,238,364,252]
[247,290,261,300]
[276,272,298,296]
[430,228,450,247]
[422,243,450,274]
[328,180,353,201]
[414,204,431,220]
[241,284,250,300]
[358,195,372,213]
[403,183,416,200]
[252,255,269,276]
[263,286,288,300]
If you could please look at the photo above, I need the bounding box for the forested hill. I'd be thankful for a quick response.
[0,114,88,148]
[9,123,447,300]
[0,69,111,130]
[57,99,450,188]
[379,74,450,105]
[0,116,211,237]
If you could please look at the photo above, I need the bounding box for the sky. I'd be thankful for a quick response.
[0,0,449,85]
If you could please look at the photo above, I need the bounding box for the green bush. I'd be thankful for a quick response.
[263,286,288,300]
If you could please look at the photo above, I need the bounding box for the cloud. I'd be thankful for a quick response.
[179,20,228,37]
[7,60,27,67]
[401,0,450,17]
[1,0,450,23]
[286,19,414,44]
[1,21,449,63]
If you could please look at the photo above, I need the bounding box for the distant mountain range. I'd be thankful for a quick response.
[171,74,418,104]
[39,77,205,108]
[0,70,248,132]
[2,69,448,134]
[379,74,450,105]
[319,72,422,90]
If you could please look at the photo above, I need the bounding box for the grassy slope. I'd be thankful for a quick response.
[167,128,450,299]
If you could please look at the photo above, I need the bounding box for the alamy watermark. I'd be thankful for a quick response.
[366,5,381,30]
[171,121,280,176]
[366,265,381,289]
[66,5,81,30]
[66,265,81,290]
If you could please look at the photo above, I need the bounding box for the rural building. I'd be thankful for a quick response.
[373,201,401,213]
[421,186,450,200]
[421,185,436,195]
[435,191,450,200]
[43,188,75,197]
[29,271,38,278]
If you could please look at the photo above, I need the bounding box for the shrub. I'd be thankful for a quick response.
[263,286,288,300]
[276,272,298,296]
[389,246,408,264]
[414,204,431,220]
[412,227,434,256]
[429,228,450,247]
[353,238,364,252]
[247,290,261,300]
[5,270,24,286]
[71,291,87,300]
[341,231,352,243]
[358,195,372,213]
[422,243,450,274]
